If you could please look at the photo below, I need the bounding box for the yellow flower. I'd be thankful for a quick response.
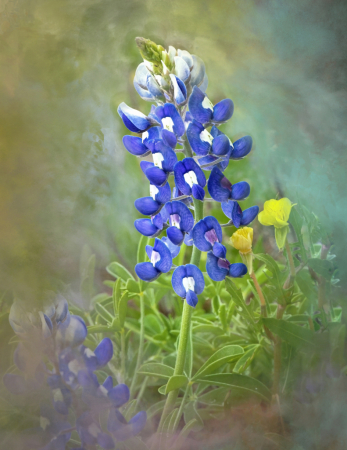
[230,227,253,254]
[258,198,293,229]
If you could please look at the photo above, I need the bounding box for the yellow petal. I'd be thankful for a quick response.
[278,198,293,222]
[258,210,275,226]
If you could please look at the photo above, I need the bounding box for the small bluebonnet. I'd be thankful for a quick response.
[122,135,151,157]
[154,103,185,140]
[230,135,253,160]
[221,200,259,228]
[140,141,177,187]
[192,216,226,259]
[134,208,169,238]
[171,264,205,307]
[135,237,173,282]
[207,167,250,202]
[165,200,195,246]
[118,103,156,133]
[187,122,230,157]
[174,157,206,200]
[188,86,234,125]
[108,408,147,442]
[161,236,181,259]
[206,252,247,282]
[169,74,187,105]
[76,412,115,449]
[133,62,164,102]
[134,181,171,216]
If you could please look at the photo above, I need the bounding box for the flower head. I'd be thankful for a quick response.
[174,157,206,200]
[230,227,253,254]
[135,237,173,282]
[258,198,293,228]
[171,264,205,307]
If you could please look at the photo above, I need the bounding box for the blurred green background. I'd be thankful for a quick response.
[1,0,346,306]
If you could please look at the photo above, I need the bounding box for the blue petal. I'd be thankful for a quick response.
[123,136,149,157]
[188,86,213,124]
[155,103,185,137]
[212,99,234,122]
[77,412,100,445]
[154,182,171,204]
[231,181,250,201]
[145,167,168,187]
[140,160,154,174]
[170,74,187,105]
[153,141,178,172]
[97,432,115,450]
[145,245,153,260]
[117,103,150,132]
[230,136,252,160]
[186,290,198,307]
[167,201,194,232]
[161,236,181,258]
[186,264,205,294]
[203,216,223,243]
[134,197,161,216]
[212,243,227,259]
[95,338,113,367]
[108,409,146,441]
[174,56,190,82]
[171,266,188,298]
[167,226,184,246]
[187,121,211,156]
[121,113,142,133]
[153,238,173,273]
[57,315,87,348]
[161,129,177,149]
[143,126,161,146]
[108,383,130,408]
[222,200,242,227]
[229,263,248,278]
[241,205,259,225]
[135,263,160,282]
[146,74,163,98]
[207,166,232,202]
[211,134,230,156]
[206,252,228,282]
[152,213,165,230]
[192,184,205,200]
[55,297,69,324]
[184,231,194,246]
[173,161,191,195]
[103,376,113,392]
[199,73,208,93]
[127,411,147,437]
[134,219,160,237]
[192,219,210,251]
[182,157,206,187]
[134,63,156,101]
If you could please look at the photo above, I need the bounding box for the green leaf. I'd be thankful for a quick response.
[254,254,286,305]
[225,278,255,325]
[87,325,113,333]
[275,226,289,250]
[195,373,272,403]
[307,258,335,280]
[262,318,316,349]
[192,345,244,380]
[158,385,166,395]
[289,206,307,262]
[106,262,134,281]
[94,302,114,324]
[192,324,224,335]
[80,254,95,301]
[219,304,227,331]
[118,291,129,327]
[233,345,260,374]
[197,387,229,406]
[112,278,122,316]
[165,375,188,394]
[138,363,174,379]
[126,278,141,294]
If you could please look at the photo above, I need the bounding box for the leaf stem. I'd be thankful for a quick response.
[284,239,296,289]
[250,270,274,342]
[121,329,126,383]
[130,293,145,397]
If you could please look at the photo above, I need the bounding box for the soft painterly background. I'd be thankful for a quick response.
[0,0,347,445]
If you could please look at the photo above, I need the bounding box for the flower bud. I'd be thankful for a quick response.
[230,227,253,273]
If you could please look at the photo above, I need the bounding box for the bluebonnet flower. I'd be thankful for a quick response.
[230,135,253,160]
[161,236,181,258]
[165,200,195,246]
[133,62,165,102]
[197,126,234,172]
[135,237,173,282]
[171,264,205,307]
[142,125,177,150]
[169,74,187,105]
[134,208,169,238]
[118,103,157,133]
[140,141,177,187]
[122,135,151,157]
[207,166,250,202]
[174,157,206,200]
[134,181,171,216]
[188,86,234,125]
[192,216,226,259]
[108,408,147,442]
[221,200,259,228]
[206,252,247,282]
[154,103,185,140]
[76,412,115,449]
[187,122,230,157]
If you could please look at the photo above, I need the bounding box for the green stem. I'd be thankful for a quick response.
[157,198,203,434]
[283,239,296,289]
[130,293,145,397]
[121,329,126,383]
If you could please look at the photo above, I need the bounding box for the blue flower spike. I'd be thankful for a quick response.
[206,252,247,282]
[135,237,173,282]
[118,102,156,133]
[174,157,206,200]
[208,166,250,202]
[172,264,205,307]
[188,86,234,125]
[221,200,259,228]
[165,200,195,246]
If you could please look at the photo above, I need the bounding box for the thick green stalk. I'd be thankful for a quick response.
[157,197,203,433]
[130,293,145,397]
[120,329,126,383]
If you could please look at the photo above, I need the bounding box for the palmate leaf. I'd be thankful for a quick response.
[254,253,286,305]
[233,344,260,374]
[106,261,135,281]
[194,373,272,403]
[138,363,174,379]
[192,345,244,380]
